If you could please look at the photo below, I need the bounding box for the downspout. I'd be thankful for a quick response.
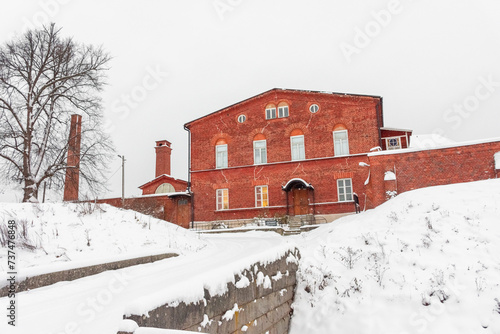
[376,97,384,149]
[184,124,194,229]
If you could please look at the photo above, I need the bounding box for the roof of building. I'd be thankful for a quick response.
[184,88,383,128]
[138,174,187,189]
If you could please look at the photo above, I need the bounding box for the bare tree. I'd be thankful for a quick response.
[0,23,113,202]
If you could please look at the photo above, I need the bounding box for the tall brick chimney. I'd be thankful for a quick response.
[155,140,172,177]
[63,114,82,201]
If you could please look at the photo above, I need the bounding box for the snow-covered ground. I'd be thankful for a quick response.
[290,179,500,334]
[1,179,499,334]
[0,202,206,281]
[0,232,291,334]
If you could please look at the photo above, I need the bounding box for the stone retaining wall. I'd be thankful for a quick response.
[121,248,300,334]
[0,253,177,297]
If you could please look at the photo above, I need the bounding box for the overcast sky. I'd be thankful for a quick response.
[1,0,500,200]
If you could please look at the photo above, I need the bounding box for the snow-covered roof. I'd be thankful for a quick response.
[409,134,456,149]
[138,174,187,189]
[369,136,500,157]
[380,127,413,132]
[282,178,314,191]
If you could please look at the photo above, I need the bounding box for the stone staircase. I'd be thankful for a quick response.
[284,215,316,235]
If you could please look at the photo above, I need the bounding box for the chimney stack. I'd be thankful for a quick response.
[155,140,172,177]
[63,114,82,201]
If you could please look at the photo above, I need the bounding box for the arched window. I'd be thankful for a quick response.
[215,138,228,169]
[333,124,349,156]
[253,133,267,165]
[278,102,289,118]
[265,104,276,120]
[155,183,175,194]
[290,129,305,161]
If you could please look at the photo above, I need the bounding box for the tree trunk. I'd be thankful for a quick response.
[23,178,38,202]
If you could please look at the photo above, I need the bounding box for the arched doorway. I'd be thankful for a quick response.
[282,178,314,216]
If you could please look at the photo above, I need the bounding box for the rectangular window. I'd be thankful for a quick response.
[291,135,305,161]
[385,137,401,150]
[216,144,228,169]
[333,130,349,156]
[255,185,269,207]
[266,107,276,119]
[337,178,353,202]
[216,189,229,210]
[278,106,289,118]
[254,140,267,164]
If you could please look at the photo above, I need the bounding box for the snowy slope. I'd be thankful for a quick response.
[290,179,500,334]
[0,202,206,278]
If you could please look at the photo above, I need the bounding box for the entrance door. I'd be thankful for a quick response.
[177,198,190,229]
[292,188,309,215]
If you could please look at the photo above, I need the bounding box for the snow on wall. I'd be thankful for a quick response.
[384,171,396,181]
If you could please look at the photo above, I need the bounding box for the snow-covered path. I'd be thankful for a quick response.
[1,232,291,334]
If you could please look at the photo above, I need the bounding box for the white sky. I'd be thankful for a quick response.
[1,0,499,199]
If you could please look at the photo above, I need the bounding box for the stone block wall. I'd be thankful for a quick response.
[122,248,300,334]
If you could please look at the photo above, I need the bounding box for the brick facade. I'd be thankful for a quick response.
[366,140,500,208]
[185,89,385,222]
[184,88,500,223]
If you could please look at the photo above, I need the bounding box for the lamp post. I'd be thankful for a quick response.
[118,155,125,206]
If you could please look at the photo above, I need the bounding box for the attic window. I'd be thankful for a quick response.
[278,102,289,118]
[309,104,319,113]
[237,115,246,123]
[265,104,277,119]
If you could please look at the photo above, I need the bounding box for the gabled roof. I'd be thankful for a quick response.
[138,174,187,189]
[184,88,382,128]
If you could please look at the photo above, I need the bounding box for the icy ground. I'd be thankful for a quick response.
[290,179,500,334]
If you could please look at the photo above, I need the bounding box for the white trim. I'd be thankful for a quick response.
[290,135,305,161]
[333,129,349,156]
[337,178,353,202]
[383,136,402,150]
[255,185,269,208]
[216,188,229,210]
[283,178,314,190]
[380,127,413,132]
[265,107,276,119]
[253,139,267,165]
[215,144,228,169]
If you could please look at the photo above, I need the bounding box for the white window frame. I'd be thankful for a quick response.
[266,107,276,119]
[216,189,229,210]
[290,135,305,161]
[215,144,228,169]
[253,140,267,165]
[237,115,246,123]
[385,137,402,150]
[255,185,269,208]
[337,178,353,202]
[333,130,349,156]
[278,105,289,118]
[309,104,319,113]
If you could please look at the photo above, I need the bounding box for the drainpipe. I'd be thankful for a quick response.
[376,97,384,149]
[184,124,194,229]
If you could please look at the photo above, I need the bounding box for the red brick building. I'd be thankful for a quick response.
[184,88,413,223]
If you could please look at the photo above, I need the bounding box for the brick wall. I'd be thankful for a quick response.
[186,89,381,222]
[191,155,369,222]
[367,140,500,207]
[97,195,191,229]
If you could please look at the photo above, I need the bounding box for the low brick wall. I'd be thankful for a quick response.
[121,248,300,334]
[0,253,177,297]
